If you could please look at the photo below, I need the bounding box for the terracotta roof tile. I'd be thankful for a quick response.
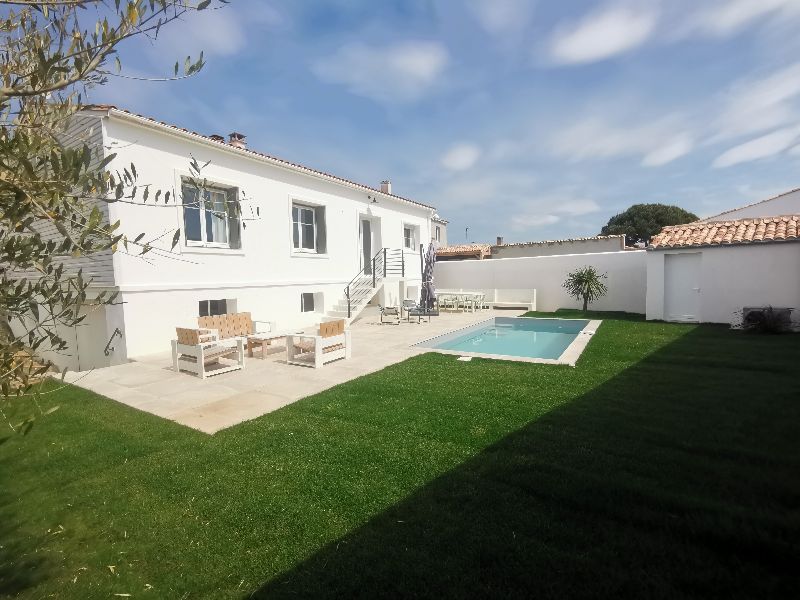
[436,244,492,257]
[494,234,625,248]
[650,215,800,249]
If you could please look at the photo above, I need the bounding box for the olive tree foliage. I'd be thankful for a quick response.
[563,266,608,312]
[0,0,227,426]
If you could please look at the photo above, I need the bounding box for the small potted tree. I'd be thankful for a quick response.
[563,266,608,312]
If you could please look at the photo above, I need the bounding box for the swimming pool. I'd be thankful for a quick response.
[415,317,601,365]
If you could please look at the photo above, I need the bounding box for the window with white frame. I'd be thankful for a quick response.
[292,202,326,254]
[403,225,417,249]
[182,183,241,249]
[435,225,441,242]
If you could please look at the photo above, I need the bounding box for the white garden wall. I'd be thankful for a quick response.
[435,251,647,314]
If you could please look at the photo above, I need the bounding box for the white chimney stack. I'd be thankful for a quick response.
[380,180,392,194]
[228,132,247,149]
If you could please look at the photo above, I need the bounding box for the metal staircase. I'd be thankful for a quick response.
[327,248,406,322]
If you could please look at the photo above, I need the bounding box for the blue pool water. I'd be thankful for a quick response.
[419,317,590,360]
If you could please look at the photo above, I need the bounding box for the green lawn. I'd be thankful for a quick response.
[1,312,799,598]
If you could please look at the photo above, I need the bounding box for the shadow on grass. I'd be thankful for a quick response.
[253,326,800,599]
[0,490,50,596]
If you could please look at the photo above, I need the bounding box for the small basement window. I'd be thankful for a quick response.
[300,293,315,313]
[199,299,236,317]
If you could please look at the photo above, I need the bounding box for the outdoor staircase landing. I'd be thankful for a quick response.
[328,248,406,323]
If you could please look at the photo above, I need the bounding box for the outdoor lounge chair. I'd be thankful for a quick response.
[287,319,351,368]
[402,299,439,322]
[172,327,245,379]
[379,305,401,325]
[197,312,278,357]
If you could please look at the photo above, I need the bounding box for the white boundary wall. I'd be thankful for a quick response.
[435,251,647,314]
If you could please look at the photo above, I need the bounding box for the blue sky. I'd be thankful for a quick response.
[92,0,800,244]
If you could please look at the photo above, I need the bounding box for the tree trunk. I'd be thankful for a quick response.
[582,297,588,311]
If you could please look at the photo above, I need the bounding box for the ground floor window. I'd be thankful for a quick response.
[300,293,315,312]
[199,299,235,317]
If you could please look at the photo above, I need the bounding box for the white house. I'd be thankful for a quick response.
[48,106,443,370]
[699,187,800,222]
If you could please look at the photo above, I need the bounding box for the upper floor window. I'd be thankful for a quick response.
[403,225,416,249]
[183,183,241,249]
[292,202,326,254]
[435,225,441,242]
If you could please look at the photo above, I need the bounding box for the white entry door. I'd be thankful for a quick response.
[360,219,372,274]
[664,252,702,322]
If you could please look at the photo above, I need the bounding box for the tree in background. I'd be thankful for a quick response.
[600,203,698,246]
[0,1,224,426]
[563,266,608,312]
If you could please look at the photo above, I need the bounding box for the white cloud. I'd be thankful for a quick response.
[549,5,658,65]
[712,62,800,142]
[150,6,246,61]
[512,213,560,230]
[712,126,800,168]
[552,117,692,167]
[557,199,601,216]
[641,134,694,166]
[688,0,800,37]
[441,143,481,171]
[511,197,600,231]
[312,41,449,103]
[468,0,534,35]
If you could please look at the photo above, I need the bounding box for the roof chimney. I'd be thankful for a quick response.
[380,180,392,194]
[209,134,225,143]
[228,132,247,149]
[496,236,504,246]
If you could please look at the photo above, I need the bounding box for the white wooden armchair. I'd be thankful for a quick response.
[287,319,351,368]
[172,327,245,379]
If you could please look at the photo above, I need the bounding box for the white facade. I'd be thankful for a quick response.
[646,243,800,324]
[56,108,438,369]
[702,188,800,221]
[436,251,647,314]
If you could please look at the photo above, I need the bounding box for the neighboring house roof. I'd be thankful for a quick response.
[700,187,800,221]
[432,214,449,224]
[493,234,624,249]
[650,215,800,249]
[436,243,492,258]
[82,105,436,213]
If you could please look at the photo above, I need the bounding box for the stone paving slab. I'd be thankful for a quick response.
[65,308,520,434]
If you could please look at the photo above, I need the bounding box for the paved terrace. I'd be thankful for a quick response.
[66,308,523,434]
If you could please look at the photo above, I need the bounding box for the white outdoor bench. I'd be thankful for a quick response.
[485,289,537,311]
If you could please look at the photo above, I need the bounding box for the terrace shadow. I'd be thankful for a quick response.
[252,326,800,599]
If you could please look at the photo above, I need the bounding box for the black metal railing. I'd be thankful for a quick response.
[343,248,405,318]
